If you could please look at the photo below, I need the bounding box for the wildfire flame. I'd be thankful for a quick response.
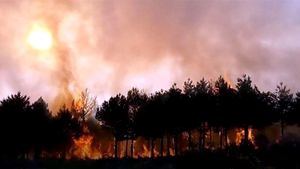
[39,128,257,159]
[68,134,101,159]
[235,128,255,145]
[141,144,150,158]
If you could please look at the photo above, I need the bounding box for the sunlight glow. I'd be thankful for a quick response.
[27,23,53,51]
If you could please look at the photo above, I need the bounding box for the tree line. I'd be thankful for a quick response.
[95,75,300,158]
[0,94,86,159]
[0,75,299,159]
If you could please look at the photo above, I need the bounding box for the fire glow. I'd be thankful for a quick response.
[64,129,256,160]
[69,134,101,160]
[0,0,296,161]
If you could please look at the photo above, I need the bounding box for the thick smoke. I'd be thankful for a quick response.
[0,0,300,110]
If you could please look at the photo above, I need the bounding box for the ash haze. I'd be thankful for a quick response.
[0,0,300,111]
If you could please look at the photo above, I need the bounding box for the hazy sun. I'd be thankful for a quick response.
[27,23,53,51]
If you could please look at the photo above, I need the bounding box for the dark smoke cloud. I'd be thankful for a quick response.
[0,0,300,110]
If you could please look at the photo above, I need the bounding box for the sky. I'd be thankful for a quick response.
[0,0,300,110]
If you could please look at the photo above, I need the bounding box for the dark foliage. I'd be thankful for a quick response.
[96,75,300,157]
[0,75,299,161]
[0,93,82,159]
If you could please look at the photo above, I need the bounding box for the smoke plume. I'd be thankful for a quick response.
[0,0,300,110]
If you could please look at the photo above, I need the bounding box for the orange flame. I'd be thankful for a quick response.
[223,72,234,88]
[235,128,255,145]
[141,144,150,158]
[68,134,102,159]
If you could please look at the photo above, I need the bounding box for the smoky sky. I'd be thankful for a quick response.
[0,0,300,110]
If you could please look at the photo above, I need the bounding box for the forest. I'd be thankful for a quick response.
[0,75,299,168]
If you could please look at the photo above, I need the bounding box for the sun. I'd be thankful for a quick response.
[27,23,53,51]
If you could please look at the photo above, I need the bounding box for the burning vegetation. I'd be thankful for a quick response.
[0,75,299,160]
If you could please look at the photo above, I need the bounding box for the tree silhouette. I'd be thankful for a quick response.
[275,83,293,138]
[126,88,148,157]
[29,97,51,159]
[289,92,300,126]
[52,106,82,159]
[95,94,129,158]
[165,84,185,156]
[2,75,299,160]
[236,75,260,143]
[214,76,236,148]
[183,79,196,151]
[136,91,166,158]
[0,92,31,159]
[255,91,276,129]
[193,78,214,150]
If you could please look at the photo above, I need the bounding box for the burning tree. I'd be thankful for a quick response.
[214,76,236,148]
[165,84,185,155]
[236,75,260,143]
[1,75,298,160]
[71,89,97,123]
[51,106,82,159]
[189,78,215,150]
[135,91,166,158]
[95,94,130,158]
[68,89,101,159]
[126,88,148,157]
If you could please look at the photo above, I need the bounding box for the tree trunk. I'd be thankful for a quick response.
[151,138,154,158]
[224,129,228,147]
[188,130,192,151]
[160,136,164,157]
[130,139,134,158]
[125,139,128,158]
[114,137,118,158]
[148,138,151,158]
[198,128,202,151]
[209,127,212,147]
[62,150,67,160]
[244,126,249,143]
[202,123,205,149]
[174,135,178,156]
[281,119,284,138]
[166,135,170,156]
[220,129,223,149]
